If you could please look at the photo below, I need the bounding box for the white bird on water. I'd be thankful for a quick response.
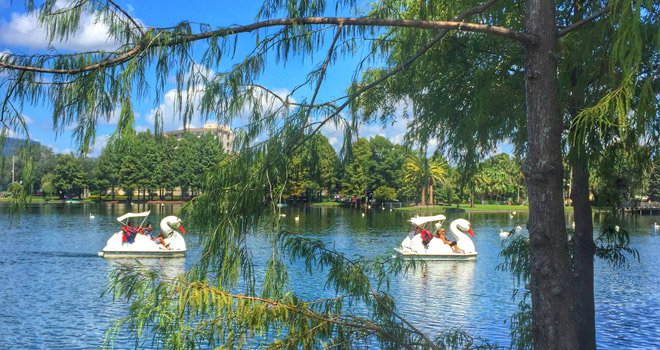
[500,225,523,239]
[294,215,299,221]
[654,222,659,230]
[89,213,95,219]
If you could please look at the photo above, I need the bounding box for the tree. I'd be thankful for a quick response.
[403,151,447,206]
[372,185,397,202]
[52,154,86,199]
[649,157,660,201]
[41,173,56,199]
[341,138,372,201]
[1,0,653,347]
[369,136,407,191]
[94,138,122,199]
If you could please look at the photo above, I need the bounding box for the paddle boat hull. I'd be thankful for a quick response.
[394,247,477,260]
[98,232,186,258]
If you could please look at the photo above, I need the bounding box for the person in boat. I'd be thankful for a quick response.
[146,224,169,249]
[414,225,433,248]
[435,224,460,253]
[139,223,154,236]
[121,221,137,244]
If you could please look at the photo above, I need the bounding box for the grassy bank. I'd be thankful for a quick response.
[394,204,527,213]
[309,201,342,207]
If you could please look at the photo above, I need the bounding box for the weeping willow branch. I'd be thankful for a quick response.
[304,24,343,123]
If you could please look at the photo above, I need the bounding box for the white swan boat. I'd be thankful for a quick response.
[394,214,477,260]
[98,211,187,258]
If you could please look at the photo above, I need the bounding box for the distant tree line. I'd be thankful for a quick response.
[1,132,656,206]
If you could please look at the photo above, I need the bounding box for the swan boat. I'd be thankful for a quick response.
[394,214,477,260]
[98,211,187,258]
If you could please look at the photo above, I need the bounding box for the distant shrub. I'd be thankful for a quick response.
[373,186,397,202]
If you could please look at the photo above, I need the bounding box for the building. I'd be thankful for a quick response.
[164,122,234,153]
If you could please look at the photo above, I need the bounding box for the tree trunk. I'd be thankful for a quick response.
[571,151,596,350]
[420,183,427,206]
[428,180,434,206]
[523,0,578,348]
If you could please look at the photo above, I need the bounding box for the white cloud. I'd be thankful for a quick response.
[145,81,295,133]
[145,88,204,131]
[89,134,110,157]
[0,11,119,51]
[3,128,17,138]
[318,109,411,152]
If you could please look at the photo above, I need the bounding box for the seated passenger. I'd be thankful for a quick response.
[414,225,433,248]
[435,225,460,253]
[121,221,137,244]
[138,223,153,235]
[153,232,170,249]
[146,225,169,249]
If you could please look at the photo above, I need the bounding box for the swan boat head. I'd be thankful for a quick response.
[160,215,186,238]
[448,219,476,253]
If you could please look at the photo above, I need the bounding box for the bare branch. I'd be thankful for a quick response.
[558,6,609,37]
[106,0,145,36]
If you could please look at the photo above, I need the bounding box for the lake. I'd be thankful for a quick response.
[1,203,658,348]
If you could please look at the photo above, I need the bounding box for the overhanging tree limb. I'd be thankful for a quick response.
[0,14,535,75]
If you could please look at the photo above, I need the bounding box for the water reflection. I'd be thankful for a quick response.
[106,257,186,281]
[406,261,477,322]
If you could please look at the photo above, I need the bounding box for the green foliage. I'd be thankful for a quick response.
[52,153,86,199]
[403,151,447,205]
[341,138,372,197]
[592,143,653,207]
[373,186,397,202]
[41,173,56,198]
[282,133,339,202]
[649,157,660,201]
[591,225,640,268]
[92,132,225,200]
[473,154,523,203]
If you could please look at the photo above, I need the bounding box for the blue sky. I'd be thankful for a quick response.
[0,1,509,156]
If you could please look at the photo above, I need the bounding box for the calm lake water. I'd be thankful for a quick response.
[1,203,658,349]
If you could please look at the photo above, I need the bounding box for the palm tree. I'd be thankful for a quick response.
[404,151,447,206]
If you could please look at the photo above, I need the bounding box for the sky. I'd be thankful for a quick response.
[0,0,509,157]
